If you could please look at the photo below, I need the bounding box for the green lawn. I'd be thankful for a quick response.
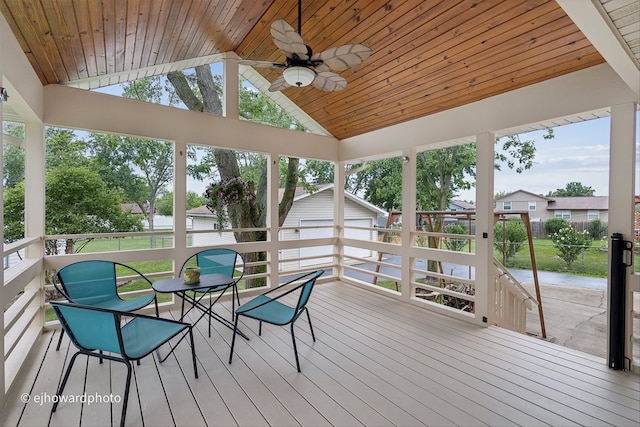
[496,238,611,277]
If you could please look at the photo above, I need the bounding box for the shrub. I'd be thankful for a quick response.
[587,218,607,239]
[494,218,528,262]
[550,226,593,269]
[544,217,569,237]
[443,223,467,251]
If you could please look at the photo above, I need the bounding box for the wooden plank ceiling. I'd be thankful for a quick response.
[0,0,604,140]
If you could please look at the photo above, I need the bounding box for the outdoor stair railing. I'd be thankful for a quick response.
[492,258,538,334]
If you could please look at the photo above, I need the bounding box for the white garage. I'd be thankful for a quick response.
[299,218,375,266]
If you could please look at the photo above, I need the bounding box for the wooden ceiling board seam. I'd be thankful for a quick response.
[99,0,116,76]
[323,34,599,134]
[112,0,127,74]
[59,0,96,79]
[171,0,209,61]
[330,51,603,139]
[0,1,51,84]
[84,0,107,78]
[39,0,82,81]
[153,0,186,65]
[137,0,161,69]
[297,0,541,116]
[224,0,278,52]
[69,0,97,79]
[233,0,292,60]
[122,0,140,73]
[175,0,214,61]
[146,0,172,68]
[294,2,516,117]
[293,0,503,114]
[320,11,577,124]
[182,0,223,59]
[23,0,70,83]
[323,42,600,135]
[290,0,475,114]
[130,0,151,71]
[160,0,195,64]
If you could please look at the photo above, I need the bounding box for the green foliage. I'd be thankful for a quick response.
[443,223,468,251]
[3,182,26,242]
[46,167,143,237]
[3,143,24,188]
[493,218,528,262]
[353,157,403,211]
[155,191,207,216]
[4,166,143,251]
[544,217,570,236]
[550,227,593,268]
[416,145,476,212]
[495,128,553,173]
[547,181,595,197]
[45,127,90,169]
[587,218,607,239]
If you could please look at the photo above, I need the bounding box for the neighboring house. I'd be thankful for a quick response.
[546,196,609,222]
[187,184,387,270]
[449,200,475,211]
[495,190,609,222]
[495,190,551,222]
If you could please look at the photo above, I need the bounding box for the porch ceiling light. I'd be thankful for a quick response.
[283,66,315,87]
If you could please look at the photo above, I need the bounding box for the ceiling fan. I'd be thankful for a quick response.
[235,0,372,92]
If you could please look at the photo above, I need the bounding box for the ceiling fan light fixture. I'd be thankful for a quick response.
[283,66,315,87]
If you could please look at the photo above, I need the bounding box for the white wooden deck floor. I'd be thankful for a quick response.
[2,281,639,426]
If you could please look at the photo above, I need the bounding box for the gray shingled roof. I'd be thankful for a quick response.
[546,196,609,210]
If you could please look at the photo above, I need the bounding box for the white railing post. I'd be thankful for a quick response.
[401,148,416,302]
[334,161,346,278]
[607,101,637,370]
[475,132,495,326]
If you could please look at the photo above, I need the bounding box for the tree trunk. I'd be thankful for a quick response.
[167,64,299,288]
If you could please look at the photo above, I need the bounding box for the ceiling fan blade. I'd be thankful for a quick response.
[311,44,372,72]
[312,72,347,92]
[271,19,309,60]
[229,58,286,69]
[268,75,291,92]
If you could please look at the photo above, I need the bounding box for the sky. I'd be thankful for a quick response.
[457,115,640,202]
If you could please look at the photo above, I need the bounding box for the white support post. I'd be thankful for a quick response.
[223,54,239,119]
[474,132,495,326]
[0,75,4,406]
[268,153,279,288]
[24,121,45,312]
[401,148,417,302]
[607,101,637,368]
[334,161,346,278]
[173,141,188,273]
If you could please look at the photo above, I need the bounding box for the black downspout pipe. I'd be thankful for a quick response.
[608,232,633,370]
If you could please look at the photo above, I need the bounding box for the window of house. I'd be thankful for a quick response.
[587,210,600,220]
[555,210,571,220]
[528,201,536,211]
[503,201,512,211]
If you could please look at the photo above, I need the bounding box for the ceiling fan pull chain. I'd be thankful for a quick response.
[297,0,302,35]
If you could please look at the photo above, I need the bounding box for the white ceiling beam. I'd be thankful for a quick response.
[557,0,639,94]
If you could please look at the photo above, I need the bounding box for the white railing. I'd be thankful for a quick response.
[493,258,538,334]
[3,237,44,395]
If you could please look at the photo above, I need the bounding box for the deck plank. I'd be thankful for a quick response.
[1,331,56,426]
[2,281,639,427]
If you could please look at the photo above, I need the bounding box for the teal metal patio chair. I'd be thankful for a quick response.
[50,301,197,427]
[179,248,244,336]
[53,260,158,351]
[229,270,323,372]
